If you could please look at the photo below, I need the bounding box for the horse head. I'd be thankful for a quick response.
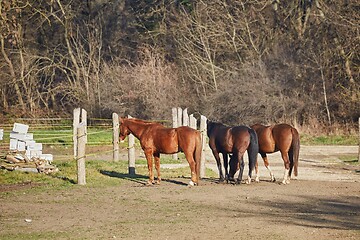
[119,117,131,141]
[206,120,225,137]
[206,120,217,137]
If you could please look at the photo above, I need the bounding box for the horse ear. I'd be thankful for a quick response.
[119,117,124,124]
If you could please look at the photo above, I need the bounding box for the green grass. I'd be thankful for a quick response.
[300,133,358,145]
[33,127,114,146]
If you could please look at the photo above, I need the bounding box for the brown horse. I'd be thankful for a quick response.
[119,117,202,186]
[207,121,259,184]
[251,123,300,184]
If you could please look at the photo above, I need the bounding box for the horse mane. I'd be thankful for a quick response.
[207,120,227,130]
[125,117,161,125]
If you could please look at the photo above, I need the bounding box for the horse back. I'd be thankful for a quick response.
[142,125,179,154]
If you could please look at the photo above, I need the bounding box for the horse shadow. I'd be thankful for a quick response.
[99,170,191,186]
[50,175,76,184]
[99,170,148,185]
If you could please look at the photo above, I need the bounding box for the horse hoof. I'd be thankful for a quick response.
[281,180,290,185]
[228,177,235,182]
[255,177,260,183]
[188,180,196,186]
[146,180,154,186]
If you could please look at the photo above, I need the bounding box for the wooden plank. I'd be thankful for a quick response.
[77,122,86,185]
[112,113,119,162]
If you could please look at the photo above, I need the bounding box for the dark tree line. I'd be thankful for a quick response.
[0,0,359,129]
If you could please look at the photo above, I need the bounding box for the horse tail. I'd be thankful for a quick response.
[247,128,259,176]
[291,127,300,177]
[194,131,202,184]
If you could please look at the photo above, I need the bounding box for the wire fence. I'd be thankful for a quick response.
[0,117,119,161]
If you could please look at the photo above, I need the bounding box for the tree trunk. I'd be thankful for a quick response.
[0,37,26,112]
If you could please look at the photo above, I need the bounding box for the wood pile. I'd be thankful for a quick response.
[1,152,58,174]
[0,123,58,174]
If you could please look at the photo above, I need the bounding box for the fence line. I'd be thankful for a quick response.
[0,113,117,165]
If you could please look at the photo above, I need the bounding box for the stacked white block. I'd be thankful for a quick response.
[9,123,53,162]
[9,123,30,151]
[13,123,29,134]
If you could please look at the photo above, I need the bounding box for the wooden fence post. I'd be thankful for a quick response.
[183,108,189,126]
[177,107,183,127]
[172,108,178,160]
[189,114,197,129]
[128,115,136,175]
[81,109,87,143]
[77,122,86,185]
[200,115,207,178]
[358,117,360,163]
[73,108,81,159]
[112,113,119,162]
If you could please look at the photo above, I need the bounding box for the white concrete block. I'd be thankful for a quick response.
[17,141,26,151]
[28,143,42,151]
[10,132,33,141]
[30,150,42,158]
[25,140,36,147]
[12,123,29,134]
[10,139,18,150]
[40,154,53,162]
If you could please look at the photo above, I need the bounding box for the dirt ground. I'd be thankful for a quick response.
[0,145,359,240]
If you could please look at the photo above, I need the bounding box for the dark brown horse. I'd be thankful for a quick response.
[119,117,202,186]
[207,121,258,184]
[250,123,300,184]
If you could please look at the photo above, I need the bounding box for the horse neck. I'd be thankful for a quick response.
[126,121,145,139]
[125,120,152,139]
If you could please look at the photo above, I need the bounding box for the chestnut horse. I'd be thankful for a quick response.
[251,123,300,184]
[207,121,258,184]
[119,117,202,186]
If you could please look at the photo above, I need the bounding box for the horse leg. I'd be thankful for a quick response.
[212,150,225,182]
[288,150,294,179]
[154,153,161,184]
[280,151,291,185]
[255,159,260,182]
[236,153,245,185]
[228,154,236,182]
[144,151,155,185]
[223,153,229,182]
[261,153,275,182]
[184,151,197,186]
